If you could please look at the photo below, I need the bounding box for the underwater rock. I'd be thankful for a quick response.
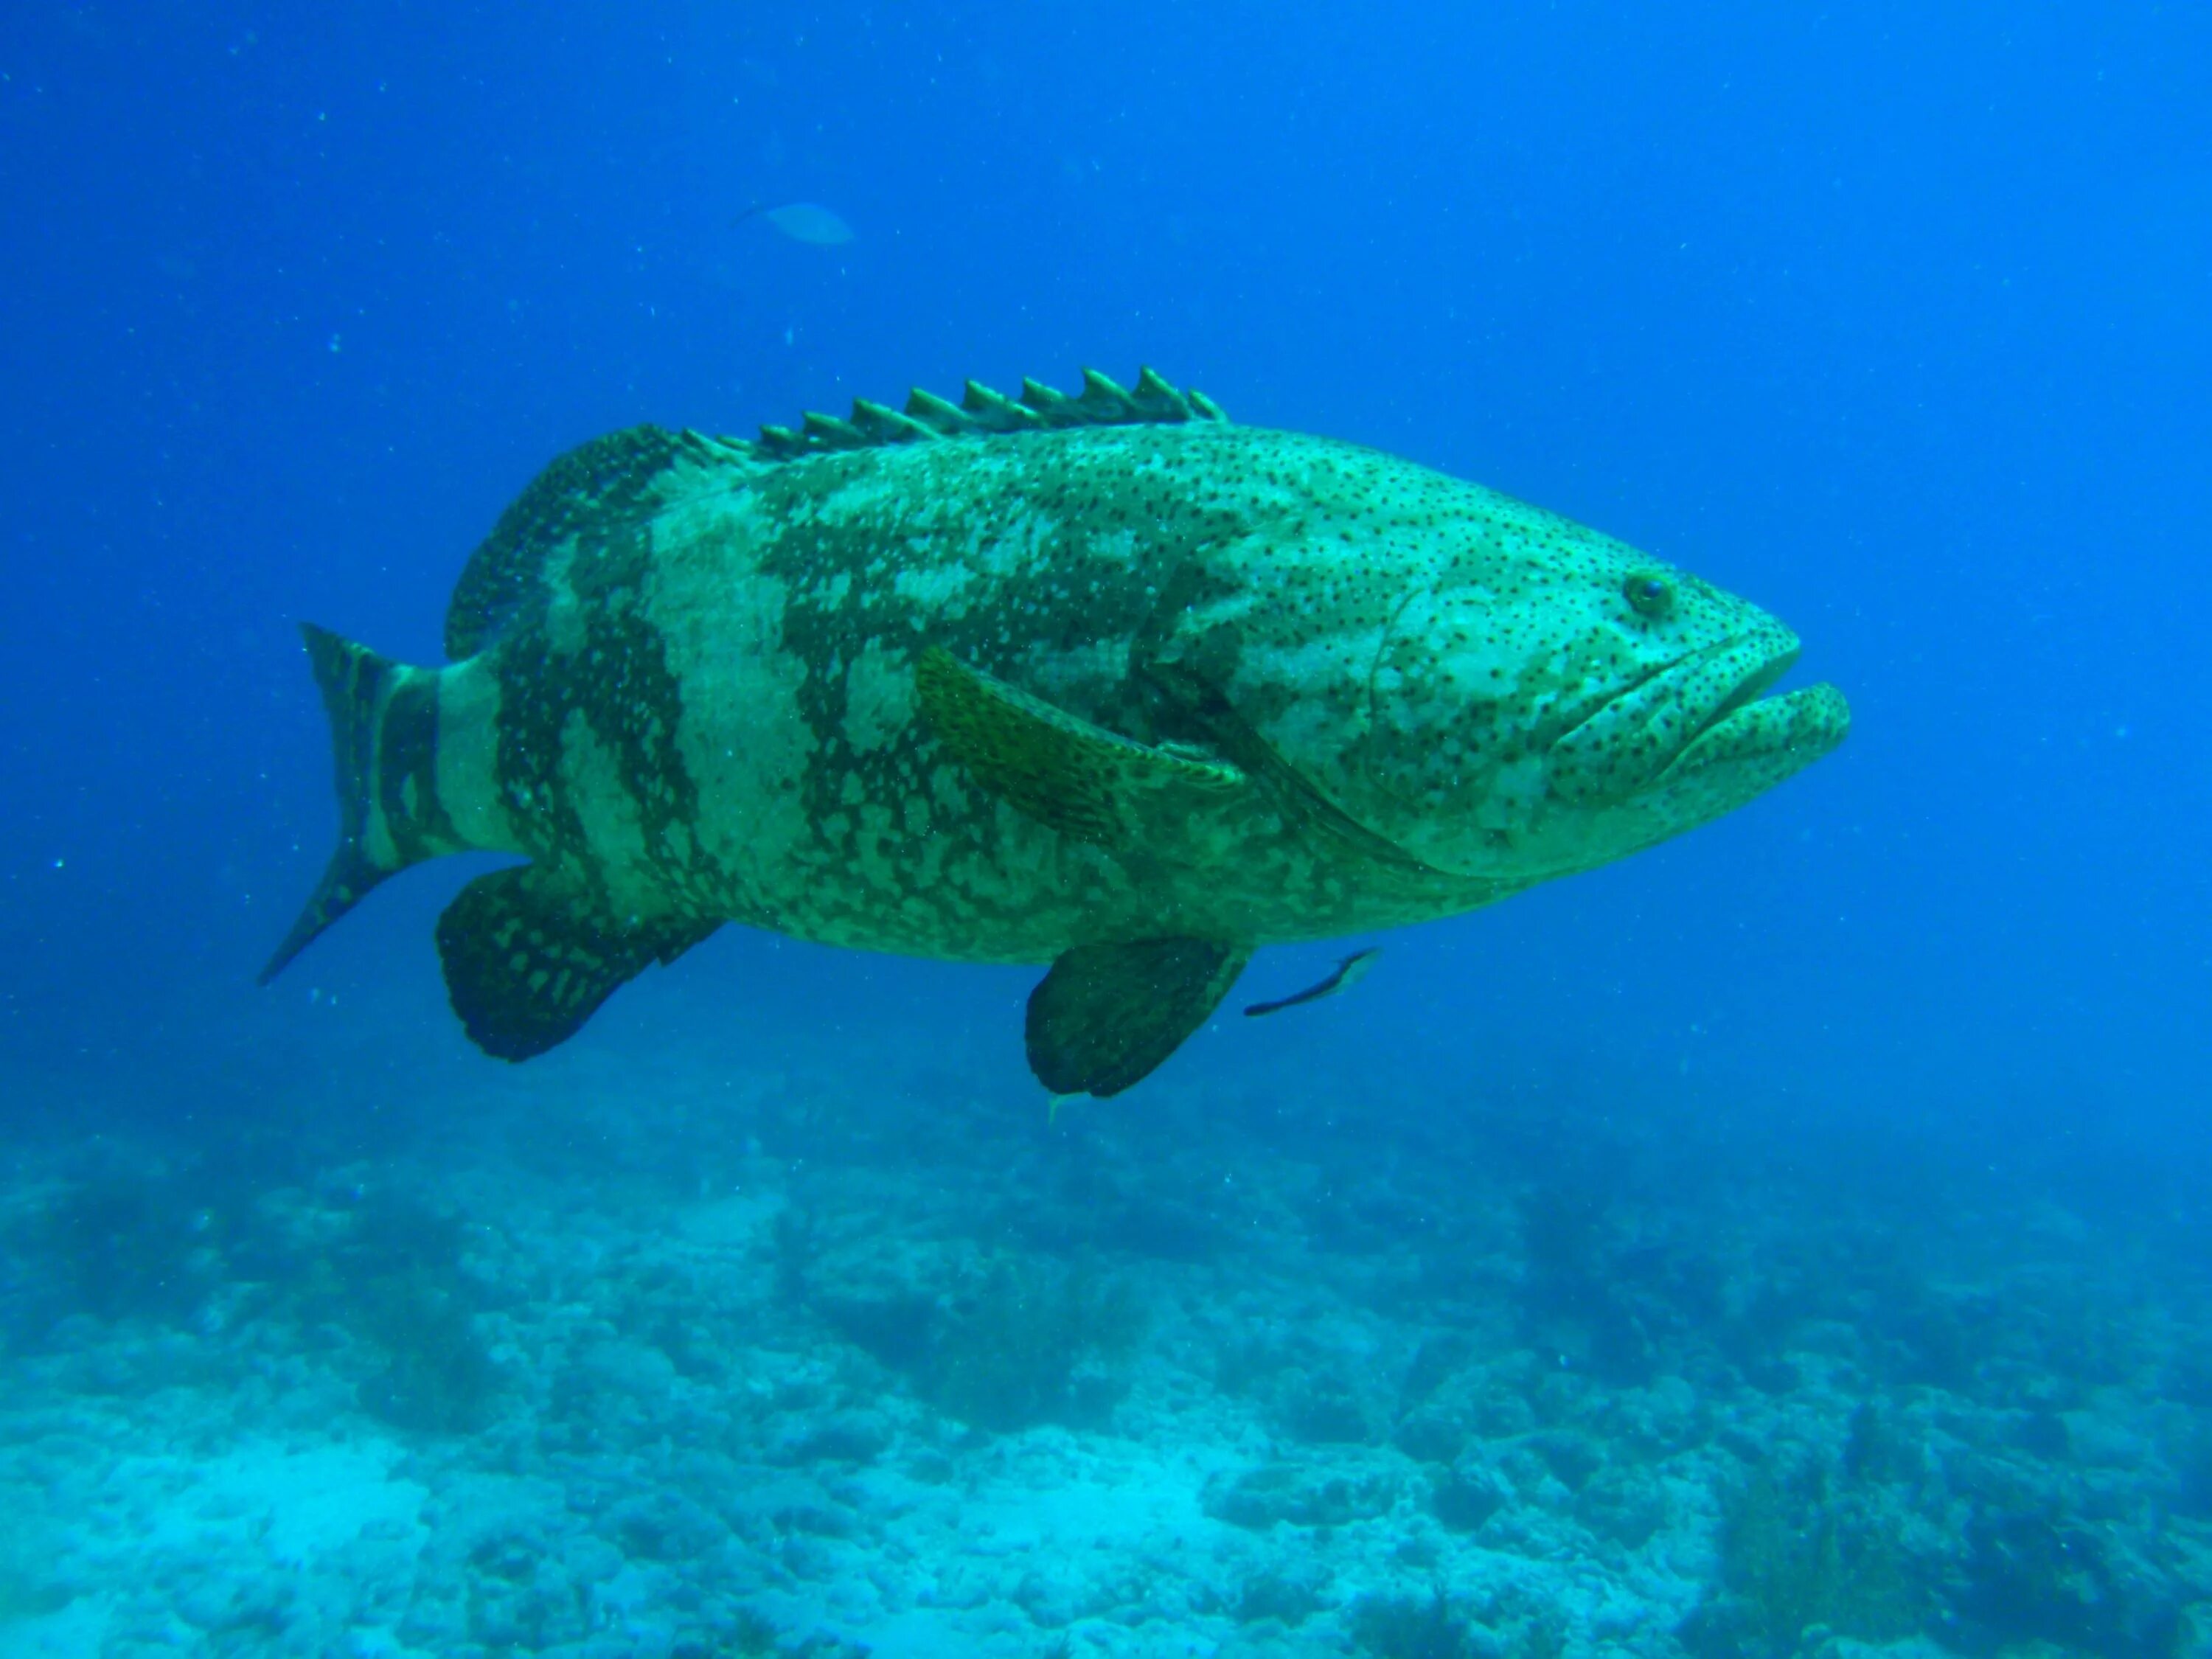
[1525,1427,1607,1491]
[769,1407,893,1465]
[799,1230,1145,1431]
[1397,1330,1481,1415]
[1273,1364,1385,1444]
[1600,1374,1711,1460]
[1950,1503,2182,1658]
[1347,1587,1491,1659]
[1394,1408,1468,1466]
[1205,1453,1406,1529]
[1427,1458,1512,1533]
[605,1489,729,1563]
[1573,1462,1672,1549]
[1237,1563,1330,1625]
[2060,1408,2146,1470]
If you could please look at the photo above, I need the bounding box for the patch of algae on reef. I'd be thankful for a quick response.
[8,1152,501,1438]
[776,1208,1147,1434]
[0,1491,69,1624]
[925,1254,1147,1433]
[1714,1465,1922,1656]
[293,1187,504,1436]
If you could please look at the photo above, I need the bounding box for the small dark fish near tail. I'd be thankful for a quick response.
[1243,947,1380,1018]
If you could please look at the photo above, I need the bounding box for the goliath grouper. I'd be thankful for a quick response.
[262,368,1848,1096]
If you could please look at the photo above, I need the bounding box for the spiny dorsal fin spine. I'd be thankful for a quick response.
[801,410,864,448]
[681,427,753,462]
[962,380,1044,431]
[852,399,935,445]
[1021,377,1076,424]
[1079,368,1136,419]
[902,388,970,433]
[749,366,1225,462]
[1132,366,1181,415]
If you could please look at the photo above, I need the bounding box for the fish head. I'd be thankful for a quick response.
[1281,479,1850,883]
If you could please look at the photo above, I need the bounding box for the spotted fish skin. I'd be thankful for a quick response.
[438,422,1506,957]
[265,370,1848,1082]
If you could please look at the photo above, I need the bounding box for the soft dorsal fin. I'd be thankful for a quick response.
[443,424,744,660]
[751,366,1226,462]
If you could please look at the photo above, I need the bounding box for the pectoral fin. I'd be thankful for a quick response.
[1026,937,1252,1097]
[1140,658,1455,878]
[436,866,718,1060]
[916,647,1252,849]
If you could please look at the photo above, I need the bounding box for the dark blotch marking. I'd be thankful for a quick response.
[378,673,459,863]
[493,526,705,898]
[753,431,1252,865]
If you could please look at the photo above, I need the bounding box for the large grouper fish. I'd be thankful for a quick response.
[262,367,1848,1096]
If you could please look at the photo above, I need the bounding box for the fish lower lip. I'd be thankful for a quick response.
[1659,678,1851,784]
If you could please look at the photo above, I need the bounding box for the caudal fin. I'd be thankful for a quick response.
[260,623,439,983]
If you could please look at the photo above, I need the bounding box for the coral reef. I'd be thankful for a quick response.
[1,1044,2206,1658]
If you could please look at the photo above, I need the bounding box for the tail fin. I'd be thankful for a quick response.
[260,623,437,983]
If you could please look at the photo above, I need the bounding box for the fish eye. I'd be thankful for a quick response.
[1624,574,1674,619]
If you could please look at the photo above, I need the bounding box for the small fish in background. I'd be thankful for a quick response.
[732,201,855,246]
[1244,949,1380,1018]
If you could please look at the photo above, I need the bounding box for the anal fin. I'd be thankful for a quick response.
[1026,937,1251,1097]
[435,866,718,1061]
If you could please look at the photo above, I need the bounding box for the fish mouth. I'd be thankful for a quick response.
[1687,645,1797,744]
[1654,671,1850,788]
[1549,631,1843,804]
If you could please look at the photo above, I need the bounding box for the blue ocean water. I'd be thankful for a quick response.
[1,4,2207,1656]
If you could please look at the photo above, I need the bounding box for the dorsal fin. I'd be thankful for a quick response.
[751,366,1226,462]
[443,423,743,660]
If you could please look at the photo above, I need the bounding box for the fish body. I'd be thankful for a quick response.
[265,369,1847,1092]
